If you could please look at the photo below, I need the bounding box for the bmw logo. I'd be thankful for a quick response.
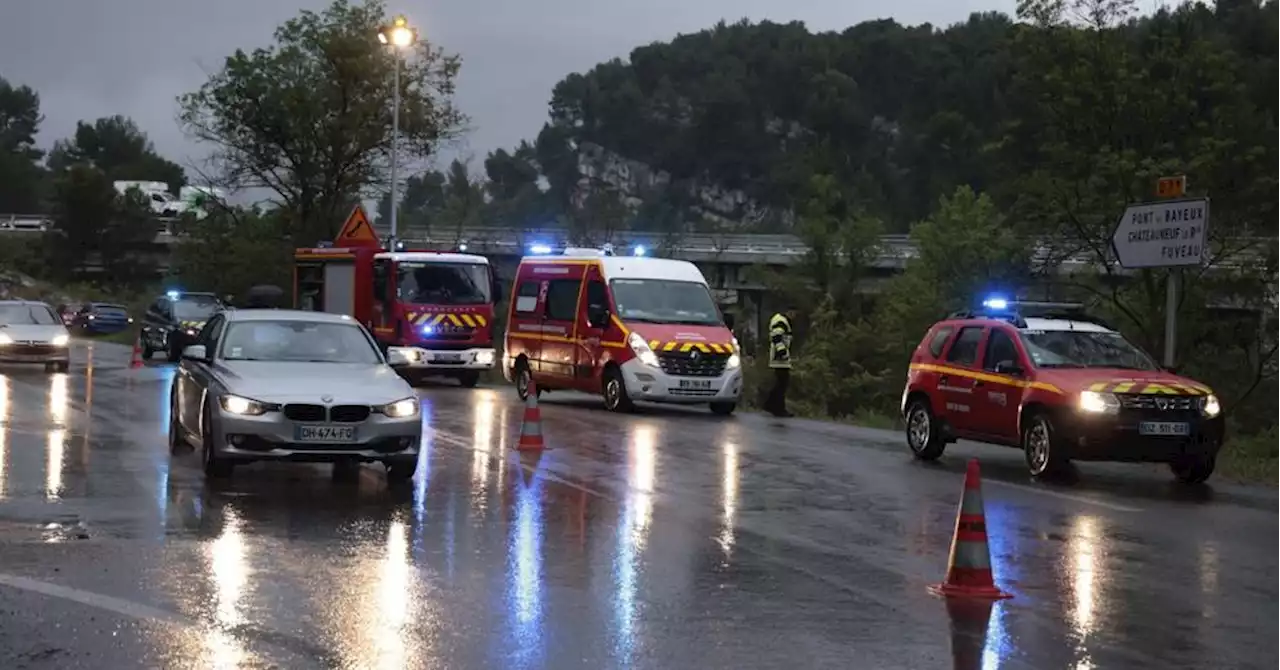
[321,395,334,403]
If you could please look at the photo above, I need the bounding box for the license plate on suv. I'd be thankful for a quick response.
[677,379,714,390]
[295,425,357,443]
[1139,421,1189,437]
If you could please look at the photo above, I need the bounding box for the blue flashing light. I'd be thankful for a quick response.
[166,290,181,300]
[982,296,1009,311]
[422,325,437,336]
[529,244,552,255]
[633,245,646,257]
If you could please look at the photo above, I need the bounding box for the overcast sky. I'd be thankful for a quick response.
[1,0,1015,177]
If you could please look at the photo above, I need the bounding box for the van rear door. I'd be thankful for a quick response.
[507,274,545,375]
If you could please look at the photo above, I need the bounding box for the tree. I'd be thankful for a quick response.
[376,170,447,231]
[0,77,46,214]
[44,165,158,286]
[47,116,186,192]
[178,0,465,244]
[170,209,293,298]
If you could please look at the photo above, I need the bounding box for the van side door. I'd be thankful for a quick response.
[507,278,543,377]
[575,265,611,386]
[539,274,584,382]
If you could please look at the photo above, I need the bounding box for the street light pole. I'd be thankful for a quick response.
[377,15,417,249]
[390,52,401,245]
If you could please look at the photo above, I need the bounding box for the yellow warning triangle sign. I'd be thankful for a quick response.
[335,205,378,247]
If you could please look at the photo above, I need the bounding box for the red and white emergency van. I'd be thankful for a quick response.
[503,246,743,414]
[293,207,500,387]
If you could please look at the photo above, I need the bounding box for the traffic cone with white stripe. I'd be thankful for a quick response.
[930,459,1012,600]
[129,333,144,369]
[516,378,545,451]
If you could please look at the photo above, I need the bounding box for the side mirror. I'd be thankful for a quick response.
[994,360,1024,376]
[587,304,609,329]
[181,344,207,361]
[722,313,736,330]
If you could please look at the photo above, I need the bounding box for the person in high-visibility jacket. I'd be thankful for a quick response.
[766,310,795,417]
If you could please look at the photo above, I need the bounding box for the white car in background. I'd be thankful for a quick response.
[169,309,423,482]
[0,300,72,373]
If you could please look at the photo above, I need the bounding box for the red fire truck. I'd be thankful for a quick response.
[292,207,501,387]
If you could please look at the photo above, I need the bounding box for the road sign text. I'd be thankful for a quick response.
[1111,198,1210,269]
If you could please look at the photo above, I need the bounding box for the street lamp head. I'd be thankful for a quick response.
[378,16,417,48]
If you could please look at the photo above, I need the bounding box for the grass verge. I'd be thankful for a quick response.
[1217,427,1278,485]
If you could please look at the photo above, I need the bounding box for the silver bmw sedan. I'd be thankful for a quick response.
[169,309,423,482]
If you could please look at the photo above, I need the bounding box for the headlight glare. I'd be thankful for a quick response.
[220,394,269,416]
[382,397,420,418]
[727,353,741,369]
[1078,390,1120,414]
[627,332,660,368]
[52,334,70,346]
[1202,393,1221,418]
[0,333,11,345]
[474,350,496,365]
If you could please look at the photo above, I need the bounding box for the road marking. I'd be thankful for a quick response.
[0,572,187,624]
[985,479,1143,513]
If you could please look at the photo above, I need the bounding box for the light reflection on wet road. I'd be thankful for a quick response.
[0,341,1275,669]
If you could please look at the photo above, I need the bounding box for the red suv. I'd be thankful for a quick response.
[900,299,1224,483]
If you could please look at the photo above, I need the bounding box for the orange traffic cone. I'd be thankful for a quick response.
[516,379,545,451]
[930,459,1012,600]
[129,334,144,369]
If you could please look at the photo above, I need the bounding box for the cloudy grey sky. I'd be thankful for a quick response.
[1,0,1014,175]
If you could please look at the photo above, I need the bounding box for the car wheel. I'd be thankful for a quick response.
[201,405,232,478]
[458,371,481,388]
[1170,455,1216,484]
[905,399,946,461]
[709,401,736,416]
[385,458,417,483]
[602,366,634,413]
[142,340,154,359]
[168,393,188,453]
[1023,412,1069,478]
[515,360,533,401]
[55,361,69,373]
[167,339,183,363]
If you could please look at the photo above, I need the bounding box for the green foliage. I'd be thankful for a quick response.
[47,116,187,192]
[178,0,465,244]
[0,77,47,213]
[44,165,159,287]
[169,209,293,299]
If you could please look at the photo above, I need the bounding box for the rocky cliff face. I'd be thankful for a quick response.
[571,141,784,230]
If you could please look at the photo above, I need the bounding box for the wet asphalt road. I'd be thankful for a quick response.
[0,341,1275,669]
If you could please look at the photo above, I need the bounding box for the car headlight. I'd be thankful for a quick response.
[0,333,11,345]
[1078,390,1120,414]
[1202,393,1221,418]
[726,353,741,369]
[380,397,420,418]
[627,332,660,367]
[219,394,271,416]
[474,350,496,365]
[51,334,70,346]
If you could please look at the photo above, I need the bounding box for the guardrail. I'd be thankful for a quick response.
[3,214,1269,272]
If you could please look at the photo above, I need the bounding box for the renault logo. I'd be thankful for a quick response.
[690,350,700,360]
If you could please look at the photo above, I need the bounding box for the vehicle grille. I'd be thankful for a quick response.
[1118,394,1198,411]
[658,350,729,378]
[4,342,58,355]
[283,404,326,421]
[329,405,371,422]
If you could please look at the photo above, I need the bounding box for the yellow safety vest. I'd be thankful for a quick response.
[768,313,793,368]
